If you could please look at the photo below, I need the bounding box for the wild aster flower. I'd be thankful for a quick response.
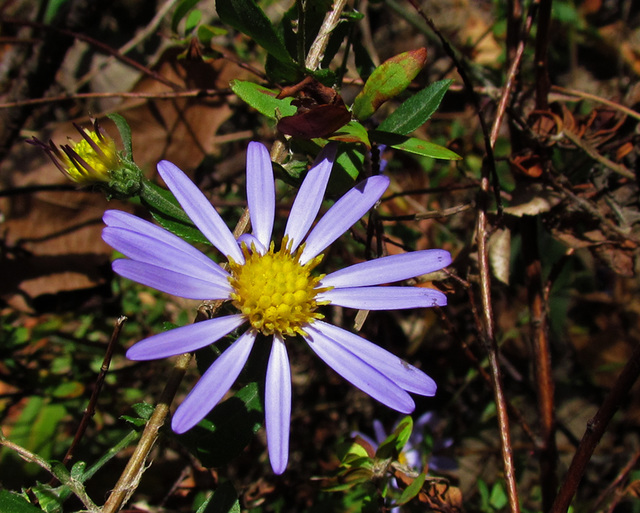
[102,142,451,474]
[29,119,143,197]
[30,120,120,184]
[356,412,457,473]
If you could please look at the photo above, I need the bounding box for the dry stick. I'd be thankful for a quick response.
[61,316,127,466]
[401,1,520,511]
[305,0,348,70]
[1,17,182,91]
[522,217,558,513]
[102,210,252,513]
[591,447,640,513]
[533,0,553,111]
[550,342,640,513]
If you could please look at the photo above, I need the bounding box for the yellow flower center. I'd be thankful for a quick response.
[228,238,330,337]
[63,130,118,182]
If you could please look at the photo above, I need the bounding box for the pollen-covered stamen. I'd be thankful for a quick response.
[228,237,331,337]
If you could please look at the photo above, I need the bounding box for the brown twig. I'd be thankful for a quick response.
[522,217,557,512]
[533,0,552,110]
[550,342,640,513]
[61,316,127,467]
[1,17,183,91]
[0,88,231,109]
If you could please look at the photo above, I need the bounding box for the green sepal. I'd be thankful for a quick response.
[352,48,428,121]
[370,131,461,160]
[378,79,453,135]
[107,113,133,160]
[230,80,297,120]
[139,179,211,245]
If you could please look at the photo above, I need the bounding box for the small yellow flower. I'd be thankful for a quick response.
[32,120,120,184]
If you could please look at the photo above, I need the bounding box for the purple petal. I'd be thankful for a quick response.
[321,249,451,288]
[318,286,447,310]
[103,227,229,281]
[157,160,244,263]
[284,143,337,251]
[103,211,226,275]
[112,259,232,300]
[246,142,275,248]
[300,175,390,265]
[305,325,415,413]
[171,330,257,433]
[237,233,267,255]
[310,321,436,396]
[265,335,291,475]
[126,314,246,360]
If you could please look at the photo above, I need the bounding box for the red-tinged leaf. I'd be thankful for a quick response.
[277,104,351,139]
[353,48,428,121]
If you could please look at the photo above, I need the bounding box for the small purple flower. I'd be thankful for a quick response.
[102,142,451,474]
[357,412,457,473]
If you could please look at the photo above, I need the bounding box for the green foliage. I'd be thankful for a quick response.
[229,80,297,119]
[352,48,428,121]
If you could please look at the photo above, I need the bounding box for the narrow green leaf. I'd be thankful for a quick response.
[396,472,427,506]
[378,79,453,135]
[230,80,297,120]
[371,131,461,160]
[352,48,428,121]
[216,0,295,65]
[185,10,203,34]
[0,490,44,513]
[139,179,211,245]
[172,0,201,33]
[107,113,133,159]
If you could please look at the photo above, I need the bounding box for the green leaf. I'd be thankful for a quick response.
[0,490,44,513]
[196,481,241,513]
[185,10,203,34]
[396,472,427,506]
[177,382,263,467]
[378,79,453,135]
[139,179,212,245]
[352,48,428,121]
[172,0,201,33]
[230,80,297,120]
[216,0,295,65]
[377,416,412,460]
[370,131,461,160]
[30,484,62,513]
[107,113,133,159]
[328,121,371,148]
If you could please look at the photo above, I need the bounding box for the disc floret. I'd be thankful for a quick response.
[228,238,330,337]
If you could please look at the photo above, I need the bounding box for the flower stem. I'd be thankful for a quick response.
[102,351,192,513]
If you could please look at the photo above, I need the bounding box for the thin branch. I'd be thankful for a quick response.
[550,342,640,513]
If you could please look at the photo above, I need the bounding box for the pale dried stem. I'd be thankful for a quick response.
[305,0,348,71]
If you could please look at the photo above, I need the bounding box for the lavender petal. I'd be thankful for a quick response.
[284,143,337,251]
[103,227,228,281]
[265,335,291,475]
[246,142,275,248]
[171,330,257,433]
[126,314,246,360]
[318,286,447,310]
[300,175,390,264]
[157,160,244,263]
[321,249,451,288]
[311,321,437,396]
[305,325,415,413]
[112,259,232,300]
